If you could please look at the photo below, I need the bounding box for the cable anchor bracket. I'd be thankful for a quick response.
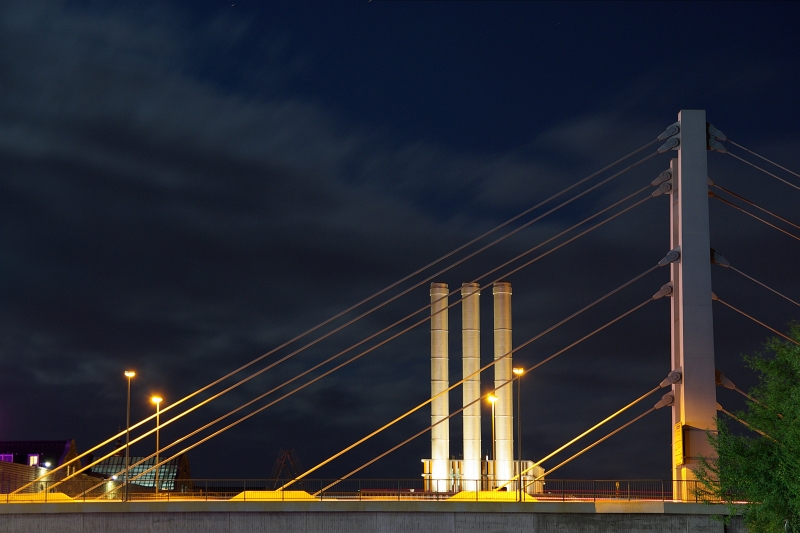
[710,248,731,268]
[654,392,675,409]
[657,122,680,153]
[652,170,672,187]
[715,370,736,390]
[652,182,672,197]
[653,282,674,300]
[660,370,682,388]
[658,247,681,267]
[707,123,728,153]
[651,169,674,197]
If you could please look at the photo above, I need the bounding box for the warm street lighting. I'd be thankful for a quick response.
[488,393,498,484]
[151,396,163,495]
[123,371,136,502]
[513,367,524,501]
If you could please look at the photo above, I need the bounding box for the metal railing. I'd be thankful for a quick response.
[0,478,725,503]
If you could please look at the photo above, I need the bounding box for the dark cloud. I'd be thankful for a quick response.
[0,0,798,482]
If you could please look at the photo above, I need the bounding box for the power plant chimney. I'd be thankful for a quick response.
[461,283,481,491]
[430,283,450,491]
[493,282,514,486]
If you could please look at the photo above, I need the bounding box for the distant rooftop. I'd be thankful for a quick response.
[90,454,191,491]
[0,440,78,469]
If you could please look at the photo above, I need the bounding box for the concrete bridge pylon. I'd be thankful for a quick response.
[665,110,718,498]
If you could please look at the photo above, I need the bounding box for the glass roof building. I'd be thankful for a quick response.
[90,454,191,491]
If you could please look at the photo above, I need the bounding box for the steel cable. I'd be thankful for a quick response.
[711,182,800,231]
[100,197,658,496]
[68,186,658,496]
[729,266,800,308]
[320,298,659,493]
[284,264,661,487]
[710,192,800,242]
[57,186,657,494]
[718,405,776,442]
[497,383,663,489]
[728,140,800,180]
[531,407,656,483]
[713,296,800,346]
[727,151,800,192]
[17,140,660,492]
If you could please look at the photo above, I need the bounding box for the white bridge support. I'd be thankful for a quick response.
[461,283,482,491]
[669,110,717,498]
[430,283,450,492]
[493,282,514,488]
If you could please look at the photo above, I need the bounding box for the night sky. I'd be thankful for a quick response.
[1,1,798,482]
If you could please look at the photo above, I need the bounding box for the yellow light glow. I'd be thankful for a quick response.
[151,396,163,405]
[513,368,524,376]
[487,394,498,403]
[124,371,136,378]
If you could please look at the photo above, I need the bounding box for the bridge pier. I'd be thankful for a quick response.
[668,110,718,497]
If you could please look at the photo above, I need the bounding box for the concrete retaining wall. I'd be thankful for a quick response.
[0,501,747,533]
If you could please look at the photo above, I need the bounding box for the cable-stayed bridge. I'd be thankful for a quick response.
[1,109,798,531]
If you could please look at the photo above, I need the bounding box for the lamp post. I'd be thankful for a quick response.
[151,396,163,495]
[513,367,524,501]
[488,394,498,487]
[123,371,136,502]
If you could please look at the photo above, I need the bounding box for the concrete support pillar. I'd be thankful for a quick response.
[493,282,514,487]
[461,283,481,491]
[430,283,450,492]
[671,110,717,498]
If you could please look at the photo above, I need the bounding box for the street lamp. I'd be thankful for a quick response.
[488,394,498,487]
[151,396,163,495]
[513,367,524,501]
[123,370,136,502]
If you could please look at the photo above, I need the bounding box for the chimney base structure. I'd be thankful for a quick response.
[424,281,542,495]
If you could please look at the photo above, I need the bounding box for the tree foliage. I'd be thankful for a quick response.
[697,323,800,532]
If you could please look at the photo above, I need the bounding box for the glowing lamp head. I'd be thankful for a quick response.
[43,462,51,468]
[513,367,524,376]
[151,396,163,405]
[487,394,498,404]
[124,371,136,378]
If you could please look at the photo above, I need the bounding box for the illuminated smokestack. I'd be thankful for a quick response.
[493,282,514,486]
[461,283,481,491]
[430,283,450,491]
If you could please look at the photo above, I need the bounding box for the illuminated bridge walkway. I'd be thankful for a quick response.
[2,111,797,532]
